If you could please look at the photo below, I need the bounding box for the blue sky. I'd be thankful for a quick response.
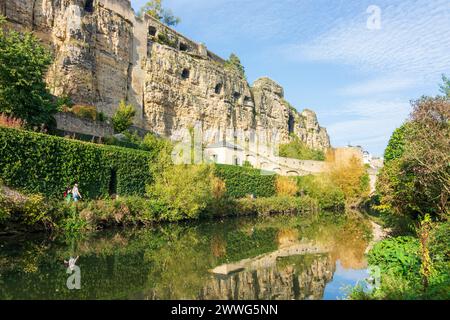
[131,0,450,156]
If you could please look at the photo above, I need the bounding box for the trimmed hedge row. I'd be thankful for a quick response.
[0,127,151,199]
[214,164,276,198]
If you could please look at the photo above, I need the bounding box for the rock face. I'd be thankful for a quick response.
[200,254,335,300]
[1,0,331,151]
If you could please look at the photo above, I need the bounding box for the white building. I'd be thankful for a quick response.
[203,141,326,176]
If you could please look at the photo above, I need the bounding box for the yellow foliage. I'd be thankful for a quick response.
[211,176,227,199]
[275,176,298,196]
[327,155,369,199]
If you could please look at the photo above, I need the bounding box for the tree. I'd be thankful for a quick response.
[224,53,246,79]
[0,15,56,128]
[112,100,136,133]
[439,74,450,98]
[383,123,410,163]
[147,164,218,221]
[328,155,369,200]
[139,0,180,27]
[376,96,450,219]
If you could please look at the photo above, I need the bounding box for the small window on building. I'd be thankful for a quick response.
[215,83,223,94]
[179,42,189,51]
[211,154,218,163]
[84,0,94,12]
[148,26,157,37]
[233,156,240,166]
[181,68,190,79]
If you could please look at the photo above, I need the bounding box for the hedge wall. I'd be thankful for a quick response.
[214,164,276,198]
[0,127,151,199]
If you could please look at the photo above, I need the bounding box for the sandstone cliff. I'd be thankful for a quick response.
[1,0,331,151]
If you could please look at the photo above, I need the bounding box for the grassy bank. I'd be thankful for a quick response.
[0,184,320,234]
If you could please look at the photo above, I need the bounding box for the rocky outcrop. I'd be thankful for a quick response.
[1,0,331,151]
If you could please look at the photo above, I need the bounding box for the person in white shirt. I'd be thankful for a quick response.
[72,183,82,202]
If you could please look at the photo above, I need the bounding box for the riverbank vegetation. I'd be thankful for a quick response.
[279,135,325,161]
[351,78,449,300]
[0,120,369,234]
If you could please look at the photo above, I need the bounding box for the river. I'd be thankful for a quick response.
[0,212,373,300]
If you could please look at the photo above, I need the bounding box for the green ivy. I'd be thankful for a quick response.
[0,127,152,199]
[214,164,276,198]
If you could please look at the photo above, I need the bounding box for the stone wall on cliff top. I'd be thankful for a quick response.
[1,0,331,151]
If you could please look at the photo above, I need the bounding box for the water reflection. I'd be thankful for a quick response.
[0,213,372,300]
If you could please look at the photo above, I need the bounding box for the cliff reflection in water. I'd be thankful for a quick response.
[0,213,372,300]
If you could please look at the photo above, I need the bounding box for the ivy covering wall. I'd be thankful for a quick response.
[0,127,151,199]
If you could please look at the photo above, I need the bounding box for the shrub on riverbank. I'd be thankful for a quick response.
[350,222,450,300]
[214,164,276,198]
[0,127,152,199]
[236,196,319,217]
[297,175,345,210]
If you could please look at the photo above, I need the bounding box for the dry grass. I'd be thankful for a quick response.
[275,176,298,196]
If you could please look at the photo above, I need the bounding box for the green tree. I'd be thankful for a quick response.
[224,53,246,78]
[383,123,410,163]
[439,74,450,98]
[139,0,180,26]
[376,96,450,220]
[112,100,136,133]
[0,15,56,128]
[147,164,218,221]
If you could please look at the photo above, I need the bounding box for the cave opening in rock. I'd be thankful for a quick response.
[84,0,94,12]
[288,113,295,134]
[215,83,223,94]
[181,68,190,79]
[179,42,189,52]
[233,92,241,101]
[148,26,157,37]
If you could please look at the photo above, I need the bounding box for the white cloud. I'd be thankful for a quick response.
[326,100,410,154]
[289,0,450,81]
[337,76,417,96]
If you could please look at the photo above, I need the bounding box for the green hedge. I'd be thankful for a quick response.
[214,164,276,198]
[0,127,151,199]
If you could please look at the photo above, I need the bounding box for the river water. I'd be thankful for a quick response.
[0,213,373,300]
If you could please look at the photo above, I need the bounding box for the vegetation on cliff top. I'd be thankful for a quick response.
[279,135,325,161]
[139,0,181,27]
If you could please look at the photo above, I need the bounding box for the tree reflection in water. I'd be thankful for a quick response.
[0,213,372,300]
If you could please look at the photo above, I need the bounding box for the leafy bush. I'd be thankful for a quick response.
[279,135,325,161]
[328,155,370,200]
[297,175,345,210]
[112,101,136,133]
[275,176,298,196]
[0,127,151,199]
[236,196,319,216]
[214,164,276,198]
[368,236,421,278]
[147,164,220,221]
[70,105,98,121]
